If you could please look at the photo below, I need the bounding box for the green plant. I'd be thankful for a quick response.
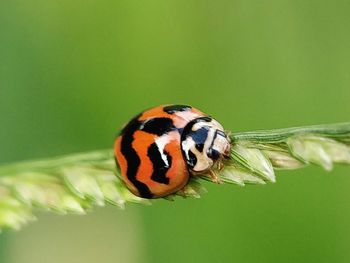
[0,123,349,231]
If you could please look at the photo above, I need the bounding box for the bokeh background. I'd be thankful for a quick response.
[1,1,350,262]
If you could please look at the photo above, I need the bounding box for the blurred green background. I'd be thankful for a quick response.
[1,0,350,262]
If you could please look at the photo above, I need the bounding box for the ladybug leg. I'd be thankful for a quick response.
[208,169,222,184]
[217,160,225,171]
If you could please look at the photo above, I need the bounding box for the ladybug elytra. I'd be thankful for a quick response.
[114,105,231,198]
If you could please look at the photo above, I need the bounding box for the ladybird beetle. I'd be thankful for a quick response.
[114,105,231,199]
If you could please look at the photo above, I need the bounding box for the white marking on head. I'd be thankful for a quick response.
[181,118,231,173]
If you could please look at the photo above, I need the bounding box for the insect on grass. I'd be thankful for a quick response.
[0,104,349,230]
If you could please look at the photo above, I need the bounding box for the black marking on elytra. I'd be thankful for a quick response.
[163,104,192,114]
[117,113,142,137]
[119,115,153,198]
[191,127,209,153]
[147,143,171,185]
[141,118,176,136]
[120,113,141,135]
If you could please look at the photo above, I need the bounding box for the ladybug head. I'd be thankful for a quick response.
[181,117,231,173]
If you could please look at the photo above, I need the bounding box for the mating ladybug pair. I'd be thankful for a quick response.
[114,105,231,199]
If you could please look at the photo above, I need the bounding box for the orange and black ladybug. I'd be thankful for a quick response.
[114,105,231,199]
